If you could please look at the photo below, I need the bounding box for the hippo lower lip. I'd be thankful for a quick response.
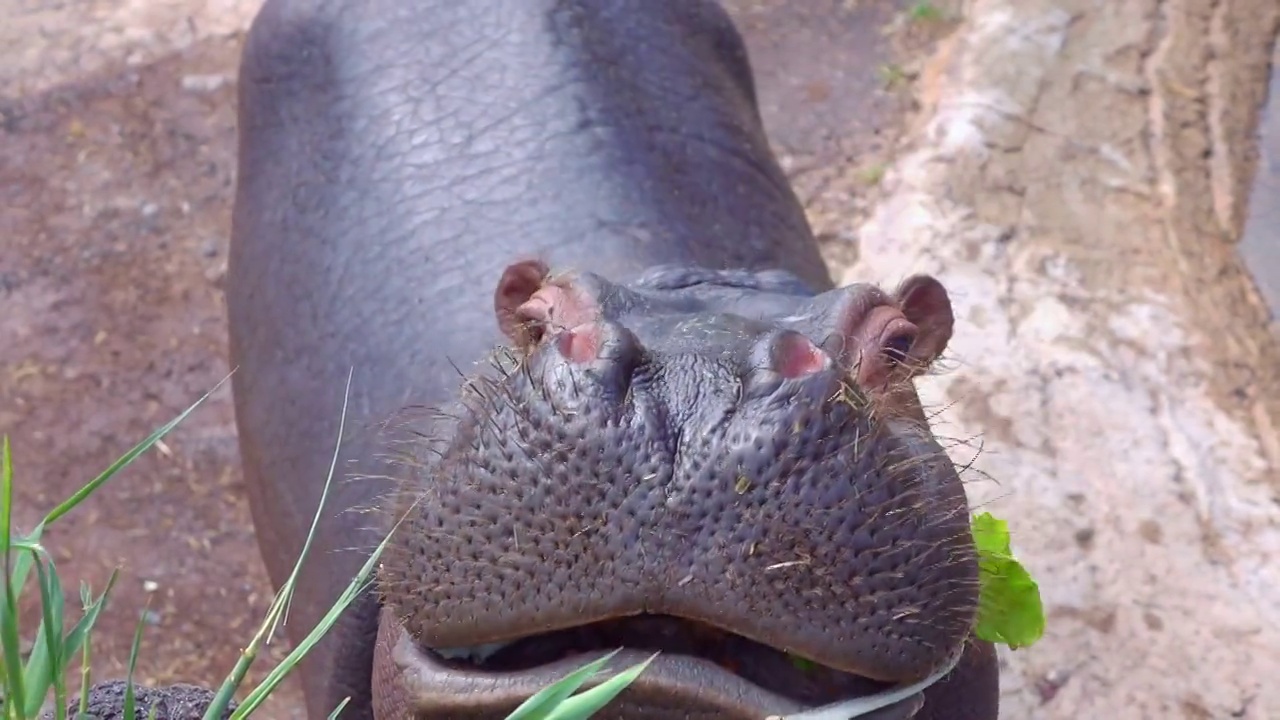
[384,610,916,718]
[428,614,894,704]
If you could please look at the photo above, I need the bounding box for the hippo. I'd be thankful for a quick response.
[219,0,1000,718]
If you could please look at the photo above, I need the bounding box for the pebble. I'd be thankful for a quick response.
[1035,667,1073,704]
[181,74,230,93]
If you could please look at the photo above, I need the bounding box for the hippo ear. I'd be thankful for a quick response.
[818,276,954,388]
[494,259,551,345]
[895,274,954,368]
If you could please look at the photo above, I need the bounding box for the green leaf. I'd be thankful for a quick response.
[3,525,48,633]
[788,654,816,673]
[76,580,100,720]
[971,512,1045,649]
[122,603,150,720]
[502,652,621,720]
[540,655,655,720]
[63,571,119,665]
[1,436,29,719]
[23,554,67,718]
[325,697,351,720]
[42,373,230,527]
[226,370,386,720]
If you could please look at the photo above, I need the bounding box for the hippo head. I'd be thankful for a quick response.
[374,262,978,719]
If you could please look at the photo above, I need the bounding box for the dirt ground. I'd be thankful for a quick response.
[1,2,294,714]
[2,0,1278,719]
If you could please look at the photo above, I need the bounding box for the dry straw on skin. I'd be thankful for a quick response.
[0,371,646,720]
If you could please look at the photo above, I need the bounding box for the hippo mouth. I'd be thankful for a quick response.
[431,614,894,705]
[383,611,964,719]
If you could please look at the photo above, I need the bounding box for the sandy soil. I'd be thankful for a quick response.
[1,0,1277,718]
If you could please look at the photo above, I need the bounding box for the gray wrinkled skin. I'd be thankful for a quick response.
[225,0,1000,719]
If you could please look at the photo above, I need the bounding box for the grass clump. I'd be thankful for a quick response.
[1,372,646,720]
[907,2,947,23]
[857,164,886,187]
[877,64,911,91]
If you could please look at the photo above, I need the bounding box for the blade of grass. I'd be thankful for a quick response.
[4,535,44,611]
[76,626,91,720]
[231,499,412,720]
[3,369,218,718]
[1,564,26,720]
[0,435,6,717]
[540,655,656,720]
[58,572,118,720]
[76,584,93,717]
[122,602,151,720]
[230,520,398,719]
[3,374,229,643]
[325,697,351,720]
[0,438,11,549]
[0,376,226,719]
[227,576,372,719]
[1,527,45,650]
[24,554,67,719]
[19,550,55,716]
[233,420,413,720]
[205,368,354,720]
[49,561,69,720]
[503,652,622,720]
[42,373,231,527]
[270,368,354,641]
[1,436,28,720]
[63,571,118,667]
[1,529,52,651]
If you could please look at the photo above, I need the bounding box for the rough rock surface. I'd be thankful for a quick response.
[832,0,1280,717]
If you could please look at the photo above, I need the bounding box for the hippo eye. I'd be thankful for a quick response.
[883,332,915,363]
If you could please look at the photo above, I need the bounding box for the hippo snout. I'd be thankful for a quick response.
[376,262,978,716]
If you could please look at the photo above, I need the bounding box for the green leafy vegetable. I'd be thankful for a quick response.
[788,655,816,673]
[971,512,1044,649]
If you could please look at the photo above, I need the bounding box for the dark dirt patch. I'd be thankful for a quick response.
[45,681,234,720]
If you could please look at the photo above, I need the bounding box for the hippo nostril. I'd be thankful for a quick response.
[551,320,644,391]
[769,329,830,379]
[556,323,603,364]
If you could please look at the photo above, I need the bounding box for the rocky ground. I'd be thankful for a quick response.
[2,0,1278,718]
